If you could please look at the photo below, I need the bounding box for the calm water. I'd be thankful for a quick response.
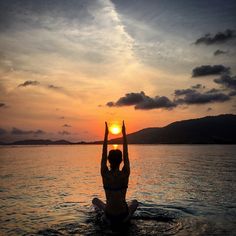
[0,145,236,235]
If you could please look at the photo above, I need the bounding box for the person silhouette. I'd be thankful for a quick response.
[92,121,138,226]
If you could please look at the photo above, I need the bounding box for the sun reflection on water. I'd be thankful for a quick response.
[112,144,119,149]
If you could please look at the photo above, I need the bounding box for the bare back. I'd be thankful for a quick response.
[102,169,129,215]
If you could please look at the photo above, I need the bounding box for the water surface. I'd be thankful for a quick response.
[0,145,236,235]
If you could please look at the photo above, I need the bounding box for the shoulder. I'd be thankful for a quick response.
[121,166,130,176]
[101,166,109,177]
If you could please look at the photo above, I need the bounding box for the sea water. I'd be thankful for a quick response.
[0,145,235,235]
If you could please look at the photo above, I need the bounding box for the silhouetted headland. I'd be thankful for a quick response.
[110,114,236,144]
[1,114,236,145]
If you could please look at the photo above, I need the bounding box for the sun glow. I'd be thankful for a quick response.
[109,124,121,135]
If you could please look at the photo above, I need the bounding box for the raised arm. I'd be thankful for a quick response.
[101,122,109,176]
[122,121,130,175]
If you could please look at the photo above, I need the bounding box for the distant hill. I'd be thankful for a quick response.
[8,139,73,145]
[109,114,236,144]
[1,114,236,145]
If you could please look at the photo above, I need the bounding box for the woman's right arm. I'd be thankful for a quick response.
[122,121,130,175]
[101,122,109,176]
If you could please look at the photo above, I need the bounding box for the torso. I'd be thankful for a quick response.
[102,169,129,215]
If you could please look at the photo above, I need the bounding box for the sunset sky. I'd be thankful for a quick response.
[0,0,236,142]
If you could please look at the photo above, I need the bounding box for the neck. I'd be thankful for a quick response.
[111,166,119,171]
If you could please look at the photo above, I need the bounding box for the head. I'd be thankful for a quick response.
[108,149,122,170]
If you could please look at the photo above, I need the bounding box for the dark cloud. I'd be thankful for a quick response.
[206,88,222,94]
[192,65,230,77]
[18,80,40,87]
[117,92,145,106]
[0,103,6,108]
[135,96,176,110]
[229,90,236,97]
[191,84,205,89]
[107,86,233,110]
[214,49,228,56]
[0,128,7,135]
[59,116,65,119]
[62,124,71,128]
[48,84,70,96]
[174,89,195,96]
[58,130,70,135]
[11,127,45,135]
[48,84,61,90]
[107,91,176,110]
[106,102,115,107]
[175,90,230,104]
[17,81,63,93]
[195,29,236,45]
[214,74,236,90]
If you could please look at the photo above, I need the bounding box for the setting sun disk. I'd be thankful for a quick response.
[109,125,121,135]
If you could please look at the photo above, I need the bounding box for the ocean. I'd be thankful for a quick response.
[0,145,235,235]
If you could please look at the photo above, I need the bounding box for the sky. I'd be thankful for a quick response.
[0,0,236,142]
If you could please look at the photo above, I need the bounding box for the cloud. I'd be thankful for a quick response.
[112,92,145,107]
[0,103,6,108]
[192,65,230,77]
[62,124,71,128]
[174,89,195,96]
[175,89,230,104]
[214,74,236,90]
[195,29,236,45]
[0,128,7,135]
[17,81,67,95]
[48,84,61,90]
[58,130,70,135]
[107,85,233,110]
[191,84,205,89]
[11,127,45,135]
[191,65,236,95]
[135,96,176,110]
[228,90,236,97]
[47,84,71,97]
[207,107,212,112]
[18,80,40,87]
[206,88,222,94]
[214,49,228,56]
[107,91,176,110]
[106,102,115,107]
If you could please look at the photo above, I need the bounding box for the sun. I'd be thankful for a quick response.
[109,124,121,135]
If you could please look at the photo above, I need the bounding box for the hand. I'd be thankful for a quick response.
[122,120,126,135]
[105,121,109,136]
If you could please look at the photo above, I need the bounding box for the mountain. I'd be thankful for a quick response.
[8,139,73,145]
[109,114,236,144]
[1,114,235,145]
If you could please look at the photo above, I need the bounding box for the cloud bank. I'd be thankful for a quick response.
[106,63,236,110]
